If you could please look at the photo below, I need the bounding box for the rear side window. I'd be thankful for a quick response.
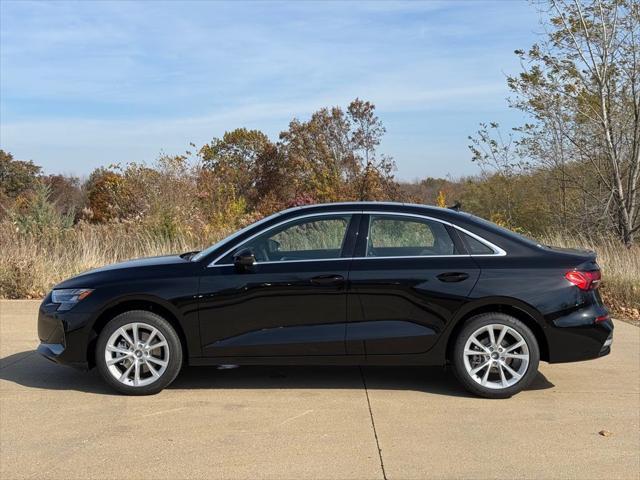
[271,218,349,252]
[459,232,495,255]
[367,215,455,257]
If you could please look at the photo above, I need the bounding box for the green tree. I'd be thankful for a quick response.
[0,150,42,200]
[199,128,273,206]
[8,181,73,236]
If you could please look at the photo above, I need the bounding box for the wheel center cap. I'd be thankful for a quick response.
[135,350,143,358]
[491,352,499,360]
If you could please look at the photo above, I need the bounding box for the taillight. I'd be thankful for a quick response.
[565,270,601,290]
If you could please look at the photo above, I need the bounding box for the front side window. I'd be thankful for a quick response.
[225,215,352,263]
[366,215,456,257]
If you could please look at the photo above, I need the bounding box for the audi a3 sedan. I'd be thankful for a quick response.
[37,202,613,398]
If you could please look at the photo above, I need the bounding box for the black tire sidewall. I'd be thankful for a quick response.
[96,310,183,395]
[452,313,540,399]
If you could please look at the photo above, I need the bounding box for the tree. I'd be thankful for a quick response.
[85,168,131,222]
[507,0,640,245]
[0,150,41,200]
[8,182,74,236]
[44,174,84,219]
[278,99,396,202]
[252,143,295,213]
[348,98,396,200]
[199,128,273,203]
[279,106,357,202]
[198,129,275,220]
[468,122,530,228]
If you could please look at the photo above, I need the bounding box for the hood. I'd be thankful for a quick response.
[54,254,190,289]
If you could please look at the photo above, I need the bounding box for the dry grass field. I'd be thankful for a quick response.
[1,222,638,321]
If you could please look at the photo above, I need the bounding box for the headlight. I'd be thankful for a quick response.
[51,288,93,310]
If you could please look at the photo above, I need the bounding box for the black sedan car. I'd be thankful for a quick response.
[37,202,613,398]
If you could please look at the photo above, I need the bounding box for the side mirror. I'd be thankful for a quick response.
[233,248,256,272]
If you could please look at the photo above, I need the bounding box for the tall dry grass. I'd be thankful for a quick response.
[1,222,638,319]
[0,222,229,299]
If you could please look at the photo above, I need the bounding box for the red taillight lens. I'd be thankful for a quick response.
[565,270,601,290]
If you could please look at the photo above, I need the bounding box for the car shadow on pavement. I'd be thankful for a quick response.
[0,350,555,398]
[171,364,555,398]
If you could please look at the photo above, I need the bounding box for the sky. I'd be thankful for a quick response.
[0,0,540,181]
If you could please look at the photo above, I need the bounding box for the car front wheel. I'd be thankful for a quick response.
[96,310,183,395]
[452,313,540,399]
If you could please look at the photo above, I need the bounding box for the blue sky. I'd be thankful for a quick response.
[0,0,538,181]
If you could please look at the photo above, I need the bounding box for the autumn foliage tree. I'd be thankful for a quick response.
[279,99,396,202]
[195,99,397,220]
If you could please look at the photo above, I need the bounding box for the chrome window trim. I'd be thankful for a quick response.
[207,209,506,267]
[363,211,507,258]
[208,211,360,267]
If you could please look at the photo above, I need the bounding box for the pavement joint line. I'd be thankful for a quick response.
[359,365,387,480]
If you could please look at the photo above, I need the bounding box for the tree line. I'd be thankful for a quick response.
[1,0,638,247]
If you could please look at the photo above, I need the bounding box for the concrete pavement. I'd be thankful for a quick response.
[1,300,638,480]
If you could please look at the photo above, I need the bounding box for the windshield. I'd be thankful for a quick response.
[190,210,285,262]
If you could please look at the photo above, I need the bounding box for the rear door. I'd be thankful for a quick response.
[346,213,480,355]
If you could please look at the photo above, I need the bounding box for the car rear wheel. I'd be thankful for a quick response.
[96,310,183,395]
[452,313,540,399]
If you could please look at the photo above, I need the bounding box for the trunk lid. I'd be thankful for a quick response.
[543,245,597,262]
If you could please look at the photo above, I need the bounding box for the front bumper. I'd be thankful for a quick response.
[37,298,93,370]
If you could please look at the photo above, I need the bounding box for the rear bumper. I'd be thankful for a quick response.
[545,304,613,363]
[598,331,613,357]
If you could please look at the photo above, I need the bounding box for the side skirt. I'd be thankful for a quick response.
[188,354,445,367]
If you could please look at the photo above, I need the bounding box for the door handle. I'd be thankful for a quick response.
[437,272,470,283]
[310,274,345,286]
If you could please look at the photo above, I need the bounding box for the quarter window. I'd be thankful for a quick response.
[459,231,496,255]
[229,215,352,263]
[366,215,456,257]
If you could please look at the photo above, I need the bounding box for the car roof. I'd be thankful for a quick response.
[195,201,544,263]
[278,201,457,217]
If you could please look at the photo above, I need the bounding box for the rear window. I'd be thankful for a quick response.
[460,213,543,249]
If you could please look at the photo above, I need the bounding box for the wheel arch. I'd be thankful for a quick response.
[86,295,189,368]
[445,298,549,362]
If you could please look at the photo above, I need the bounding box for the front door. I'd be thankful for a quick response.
[346,213,480,355]
[199,214,359,357]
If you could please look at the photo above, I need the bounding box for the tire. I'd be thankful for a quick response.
[96,310,183,395]
[452,313,540,399]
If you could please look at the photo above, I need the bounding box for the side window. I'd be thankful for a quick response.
[230,215,352,263]
[366,215,456,257]
[459,231,496,255]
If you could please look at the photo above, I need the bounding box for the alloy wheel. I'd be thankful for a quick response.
[104,322,170,387]
[462,323,530,390]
